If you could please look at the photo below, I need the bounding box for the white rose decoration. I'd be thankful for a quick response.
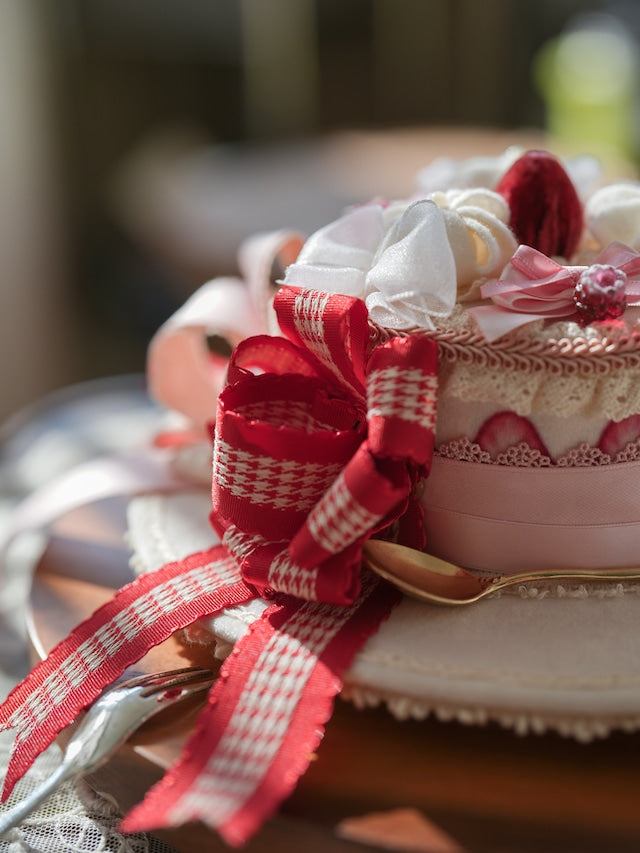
[428,188,517,299]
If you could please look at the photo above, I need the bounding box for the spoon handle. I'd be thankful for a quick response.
[492,567,640,593]
[362,539,640,605]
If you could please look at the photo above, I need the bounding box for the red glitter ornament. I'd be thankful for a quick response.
[496,150,583,259]
[573,263,627,324]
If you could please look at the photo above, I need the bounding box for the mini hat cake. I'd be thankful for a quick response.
[5,148,640,845]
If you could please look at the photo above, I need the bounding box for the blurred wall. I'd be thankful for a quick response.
[0,0,633,422]
[0,2,72,423]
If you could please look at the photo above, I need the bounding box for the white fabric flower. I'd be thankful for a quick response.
[364,200,457,329]
[283,200,457,330]
[282,185,522,329]
[428,188,517,297]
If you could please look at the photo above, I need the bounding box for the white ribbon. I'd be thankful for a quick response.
[283,190,517,329]
[284,200,459,330]
[364,200,457,328]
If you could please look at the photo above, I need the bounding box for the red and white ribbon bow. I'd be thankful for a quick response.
[471,241,640,341]
[0,285,438,846]
[212,286,439,606]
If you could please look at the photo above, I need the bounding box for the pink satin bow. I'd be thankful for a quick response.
[471,242,640,341]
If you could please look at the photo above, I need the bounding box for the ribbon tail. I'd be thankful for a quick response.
[120,571,401,846]
[0,448,187,568]
[469,304,553,341]
[366,334,438,466]
[0,547,254,800]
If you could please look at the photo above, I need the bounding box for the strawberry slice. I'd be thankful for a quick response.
[598,415,640,455]
[474,411,549,458]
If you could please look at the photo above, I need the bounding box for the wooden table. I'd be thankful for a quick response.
[27,498,640,853]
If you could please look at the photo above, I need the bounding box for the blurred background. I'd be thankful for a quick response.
[1,0,640,423]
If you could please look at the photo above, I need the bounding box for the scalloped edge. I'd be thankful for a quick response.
[339,684,640,743]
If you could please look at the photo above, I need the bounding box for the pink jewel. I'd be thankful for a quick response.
[573,263,627,324]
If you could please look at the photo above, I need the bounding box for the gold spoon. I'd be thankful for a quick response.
[362,539,640,606]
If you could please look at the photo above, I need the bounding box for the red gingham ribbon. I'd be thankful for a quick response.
[0,286,439,844]
[0,546,254,799]
[212,286,438,605]
[120,570,399,845]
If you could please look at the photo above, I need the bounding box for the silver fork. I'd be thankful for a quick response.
[0,665,215,838]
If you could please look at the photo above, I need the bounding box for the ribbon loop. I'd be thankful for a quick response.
[147,230,305,427]
[211,286,439,605]
[274,287,370,397]
[211,372,365,546]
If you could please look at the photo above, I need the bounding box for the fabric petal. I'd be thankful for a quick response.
[365,200,457,329]
[283,204,384,297]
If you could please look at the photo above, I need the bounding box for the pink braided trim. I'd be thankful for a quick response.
[371,321,640,375]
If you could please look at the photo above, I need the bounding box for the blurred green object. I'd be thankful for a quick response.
[535,13,639,166]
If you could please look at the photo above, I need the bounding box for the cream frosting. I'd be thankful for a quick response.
[282,153,640,427]
[585,181,640,250]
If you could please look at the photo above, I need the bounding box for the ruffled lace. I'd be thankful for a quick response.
[437,436,640,467]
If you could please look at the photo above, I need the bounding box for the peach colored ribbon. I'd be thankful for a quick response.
[147,230,304,426]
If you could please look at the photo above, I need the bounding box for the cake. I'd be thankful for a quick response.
[148,147,640,578]
[272,148,640,576]
[5,147,640,846]
[134,146,640,734]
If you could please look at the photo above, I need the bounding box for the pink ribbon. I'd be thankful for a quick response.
[422,455,640,573]
[471,242,640,341]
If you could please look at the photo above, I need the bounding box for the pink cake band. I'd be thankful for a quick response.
[421,456,640,573]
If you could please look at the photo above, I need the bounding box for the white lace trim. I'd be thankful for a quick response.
[339,689,640,742]
[373,306,640,419]
[440,357,640,420]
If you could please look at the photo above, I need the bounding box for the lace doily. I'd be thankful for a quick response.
[0,735,175,853]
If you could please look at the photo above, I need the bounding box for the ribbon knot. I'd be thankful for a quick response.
[471,241,640,341]
[211,286,439,606]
